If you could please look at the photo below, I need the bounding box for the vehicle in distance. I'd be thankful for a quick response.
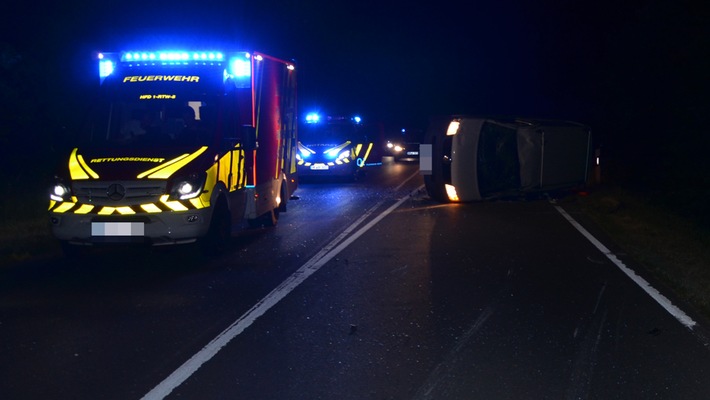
[384,127,422,162]
[48,49,298,253]
[421,116,592,202]
[297,113,374,179]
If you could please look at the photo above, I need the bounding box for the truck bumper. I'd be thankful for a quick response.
[49,207,213,246]
[297,163,357,177]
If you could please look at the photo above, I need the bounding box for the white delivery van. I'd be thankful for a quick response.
[422,116,592,202]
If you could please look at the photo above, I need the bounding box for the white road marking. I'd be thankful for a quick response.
[142,174,424,400]
[552,204,696,329]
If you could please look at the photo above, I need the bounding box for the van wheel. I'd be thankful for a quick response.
[200,198,231,254]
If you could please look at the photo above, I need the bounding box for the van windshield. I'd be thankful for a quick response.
[477,122,521,197]
[300,119,370,145]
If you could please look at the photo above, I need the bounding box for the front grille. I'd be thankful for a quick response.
[73,180,167,205]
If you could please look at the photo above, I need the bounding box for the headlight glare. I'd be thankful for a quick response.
[170,174,205,200]
[50,183,71,201]
[445,184,459,202]
[336,150,350,161]
[178,182,194,196]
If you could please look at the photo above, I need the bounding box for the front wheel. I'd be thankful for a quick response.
[199,198,231,255]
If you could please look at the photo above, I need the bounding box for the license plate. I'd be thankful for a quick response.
[407,151,419,156]
[310,163,329,170]
[92,222,145,237]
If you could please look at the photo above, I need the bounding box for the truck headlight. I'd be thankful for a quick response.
[297,143,314,159]
[336,150,350,161]
[169,174,205,200]
[50,183,71,201]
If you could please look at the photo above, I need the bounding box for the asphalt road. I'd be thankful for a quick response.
[1,162,709,399]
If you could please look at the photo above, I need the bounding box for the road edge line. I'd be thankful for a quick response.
[552,203,696,329]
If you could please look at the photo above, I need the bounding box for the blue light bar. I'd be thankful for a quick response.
[121,51,225,63]
[102,50,254,88]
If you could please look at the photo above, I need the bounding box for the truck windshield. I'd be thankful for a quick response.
[300,120,370,144]
[82,98,216,149]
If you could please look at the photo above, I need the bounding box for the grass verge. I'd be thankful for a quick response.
[574,184,710,318]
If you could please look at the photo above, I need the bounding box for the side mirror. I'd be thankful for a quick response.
[242,125,257,151]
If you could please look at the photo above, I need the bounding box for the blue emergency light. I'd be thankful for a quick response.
[305,113,320,124]
[229,55,251,78]
[97,52,117,83]
[121,51,225,62]
[96,50,256,86]
[99,59,114,78]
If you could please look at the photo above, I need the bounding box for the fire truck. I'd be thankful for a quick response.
[49,49,298,254]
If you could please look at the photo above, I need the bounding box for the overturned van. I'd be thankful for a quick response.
[421,116,592,202]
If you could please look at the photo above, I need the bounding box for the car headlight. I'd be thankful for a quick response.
[387,142,403,153]
[169,174,205,200]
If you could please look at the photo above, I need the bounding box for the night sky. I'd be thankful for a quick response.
[1,0,709,206]
[0,1,673,120]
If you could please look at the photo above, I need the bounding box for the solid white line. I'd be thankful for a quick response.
[142,179,425,400]
[552,204,696,329]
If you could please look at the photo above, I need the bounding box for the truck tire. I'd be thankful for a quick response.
[278,182,288,213]
[200,198,231,254]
